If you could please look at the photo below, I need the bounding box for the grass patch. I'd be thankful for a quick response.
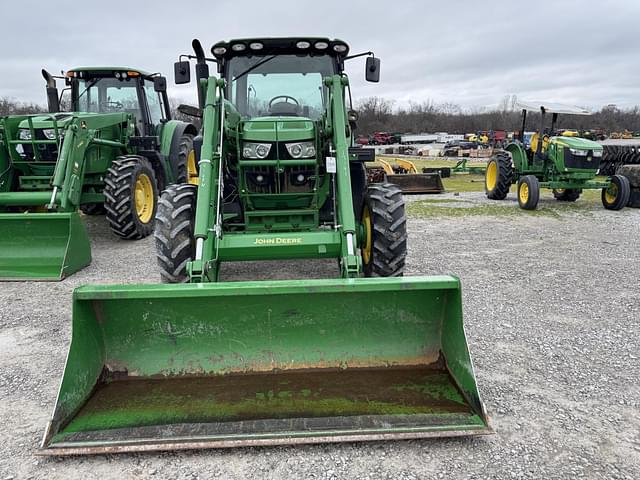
[407,198,596,219]
[411,198,470,204]
[442,174,487,193]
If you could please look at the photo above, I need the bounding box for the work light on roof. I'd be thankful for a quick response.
[249,42,264,50]
[213,46,227,55]
[296,41,311,49]
[314,41,329,50]
[333,44,347,53]
[232,43,246,52]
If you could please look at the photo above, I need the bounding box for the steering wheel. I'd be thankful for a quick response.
[100,101,124,112]
[268,95,299,109]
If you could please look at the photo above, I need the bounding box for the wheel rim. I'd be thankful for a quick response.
[134,173,154,223]
[519,182,529,204]
[486,161,498,190]
[362,205,373,265]
[187,150,199,185]
[605,183,618,204]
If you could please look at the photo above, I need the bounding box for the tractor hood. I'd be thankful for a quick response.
[242,117,315,142]
[17,112,128,130]
[552,136,602,151]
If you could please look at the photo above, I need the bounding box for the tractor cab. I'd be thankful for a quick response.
[206,38,379,120]
[42,67,171,137]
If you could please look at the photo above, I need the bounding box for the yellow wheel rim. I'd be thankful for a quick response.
[187,149,199,185]
[519,182,529,204]
[134,173,154,224]
[362,205,373,265]
[605,184,618,204]
[486,161,498,191]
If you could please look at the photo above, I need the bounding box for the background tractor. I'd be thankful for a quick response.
[41,38,490,455]
[0,67,197,279]
[485,103,630,210]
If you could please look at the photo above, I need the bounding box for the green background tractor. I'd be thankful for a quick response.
[41,38,490,454]
[485,103,630,210]
[0,67,197,279]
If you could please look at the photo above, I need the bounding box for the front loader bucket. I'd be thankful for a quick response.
[0,212,91,281]
[386,173,445,194]
[41,276,491,455]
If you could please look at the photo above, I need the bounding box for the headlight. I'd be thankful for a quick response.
[242,142,272,159]
[592,150,603,157]
[286,141,315,159]
[42,128,59,140]
[569,148,588,157]
[18,129,31,140]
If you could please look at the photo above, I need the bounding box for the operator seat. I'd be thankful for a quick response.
[530,133,550,153]
[269,102,299,116]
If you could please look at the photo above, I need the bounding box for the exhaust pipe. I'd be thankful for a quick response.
[41,69,60,113]
[192,39,209,110]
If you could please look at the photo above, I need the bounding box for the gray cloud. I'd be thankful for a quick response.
[1,0,638,110]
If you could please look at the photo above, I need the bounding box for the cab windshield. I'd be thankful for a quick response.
[227,54,336,120]
[74,77,141,115]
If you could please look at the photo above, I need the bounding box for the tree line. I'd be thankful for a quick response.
[3,94,640,135]
[355,97,640,135]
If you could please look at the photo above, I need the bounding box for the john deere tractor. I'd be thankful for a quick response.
[41,38,490,455]
[485,103,630,210]
[0,67,197,279]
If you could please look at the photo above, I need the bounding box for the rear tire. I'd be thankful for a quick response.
[104,155,158,239]
[517,175,540,210]
[552,188,581,202]
[175,134,198,184]
[154,184,197,283]
[362,183,407,277]
[485,151,513,200]
[602,175,630,210]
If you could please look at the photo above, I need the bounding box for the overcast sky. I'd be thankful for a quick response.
[1,0,638,111]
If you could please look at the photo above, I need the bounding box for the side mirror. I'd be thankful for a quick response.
[153,76,167,92]
[174,61,191,85]
[365,57,380,83]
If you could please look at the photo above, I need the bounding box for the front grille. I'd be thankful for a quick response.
[20,130,59,162]
[563,147,599,170]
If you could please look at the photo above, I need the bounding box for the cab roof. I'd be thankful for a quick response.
[211,37,350,60]
[516,101,591,116]
[67,66,153,77]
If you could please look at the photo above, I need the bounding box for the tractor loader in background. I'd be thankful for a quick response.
[367,158,444,193]
[41,38,490,455]
[0,67,197,280]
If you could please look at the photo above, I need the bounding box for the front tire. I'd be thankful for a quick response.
[552,188,581,202]
[154,184,197,283]
[361,183,407,277]
[485,151,513,200]
[104,155,158,239]
[602,175,630,210]
[517,175,540,210]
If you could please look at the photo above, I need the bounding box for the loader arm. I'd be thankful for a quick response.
[188,76,225,282]
[326,74,361,277]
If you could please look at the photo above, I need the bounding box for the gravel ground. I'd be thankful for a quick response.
[0,194,639,479]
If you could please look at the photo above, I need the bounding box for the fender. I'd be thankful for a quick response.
[505,142,528,172]
[159,120,198,184]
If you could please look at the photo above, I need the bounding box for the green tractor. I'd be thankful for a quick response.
[0,67,197,280]
[485,103,630,210]
[41,38,490,454]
